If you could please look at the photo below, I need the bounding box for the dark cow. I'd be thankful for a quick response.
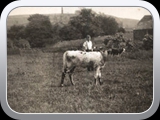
[108,48,125,55]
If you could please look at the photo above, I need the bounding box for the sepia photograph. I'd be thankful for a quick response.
[7,7,153,113]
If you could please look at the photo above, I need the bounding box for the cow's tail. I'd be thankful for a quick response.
[61,51,68,87]
[62,51,68,73]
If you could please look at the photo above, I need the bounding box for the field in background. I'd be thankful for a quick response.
[7,47,153,113]
[42,32,133,53]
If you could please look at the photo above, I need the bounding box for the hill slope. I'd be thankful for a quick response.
[7,14,138,30]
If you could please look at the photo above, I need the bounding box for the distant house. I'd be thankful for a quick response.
[133,15,153,40]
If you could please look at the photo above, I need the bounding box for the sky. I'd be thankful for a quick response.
[9,7,151,20]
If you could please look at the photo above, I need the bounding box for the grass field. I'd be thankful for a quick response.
[7,48,153,113]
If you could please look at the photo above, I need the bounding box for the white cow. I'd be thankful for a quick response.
[60,50,108,86]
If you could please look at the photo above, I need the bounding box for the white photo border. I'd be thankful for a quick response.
[0,0,160,120]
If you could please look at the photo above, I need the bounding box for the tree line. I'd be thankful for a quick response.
[7,8,125,48]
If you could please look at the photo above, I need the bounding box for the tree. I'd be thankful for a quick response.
[7,25,26,40]
[59,24,82,40]
[69,8,119,39]
[52,23,63,37]
[25,14,53,48]
[96,14,119,35]
[69,8,102,38]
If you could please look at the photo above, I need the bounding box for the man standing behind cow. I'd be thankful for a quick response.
[82,35,94,71]
[83,35,93,52]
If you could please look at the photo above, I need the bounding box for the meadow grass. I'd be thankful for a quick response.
[7,49,153,113]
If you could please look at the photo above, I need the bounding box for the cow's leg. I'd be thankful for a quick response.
[94,67,99,85]
[60,68,67,87]
[94,77,98,85]
[90,65,94,71]
[69,73,74,86]
[98,68,103,85]
[95,67,103,85]
[68,67,76,86]
[60,72,65,87]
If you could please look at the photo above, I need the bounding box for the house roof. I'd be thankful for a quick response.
[135,15,153,30]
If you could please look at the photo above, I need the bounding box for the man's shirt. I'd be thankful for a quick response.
[83,40,92,50]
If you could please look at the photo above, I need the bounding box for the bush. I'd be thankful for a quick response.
[142,34,153,50]
[123,49,153,60]
[7,39,14,49]
[117,27,126,33]
[104,33,126,49]
[103,35,113,45]
[14,39,31,49]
